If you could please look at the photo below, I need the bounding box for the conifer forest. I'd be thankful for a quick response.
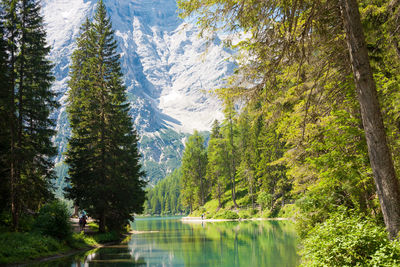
[2,0,400,266]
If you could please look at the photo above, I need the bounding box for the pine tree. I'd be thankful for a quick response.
[236,110,258,209]
[181,131,208,212]
[17,0,58,211]
[66,0,146,232]
[0,0,57,230]
[220,95,239,209]
[206,120,228,209]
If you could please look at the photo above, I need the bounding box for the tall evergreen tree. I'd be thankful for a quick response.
[66,0,146,232]
[0,13,10,212]
[17,0,58,212]
[206,120,229,209]
[181,131,208,212]
[220,95,239,209]
[0,0,57,230]
[236,109,258,209]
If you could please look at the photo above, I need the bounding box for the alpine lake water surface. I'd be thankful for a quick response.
[30,216,299,267]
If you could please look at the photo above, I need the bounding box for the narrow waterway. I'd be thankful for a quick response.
[30,216,299,266]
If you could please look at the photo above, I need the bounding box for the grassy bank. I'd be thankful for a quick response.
[188,196,298,220]
[0,227,123,265]
[0,200,130,265]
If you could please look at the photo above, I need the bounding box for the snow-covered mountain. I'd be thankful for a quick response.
[42,0,235,189]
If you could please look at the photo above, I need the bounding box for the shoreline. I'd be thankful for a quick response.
[8,238,126,267]
[11,246,95,267]
[181,217,293,222]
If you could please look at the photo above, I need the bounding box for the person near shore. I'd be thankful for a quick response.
[79,211,87,232]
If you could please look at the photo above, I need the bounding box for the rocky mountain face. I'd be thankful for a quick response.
[42,0,235,190]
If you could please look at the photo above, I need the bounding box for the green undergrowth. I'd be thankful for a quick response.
[187,184,299,220]
[189,196,297,220]
[71,230,121,247]
[0,232,69,264]
[300,212,400,266]
[213,210,239,219]
[0,228,124,264]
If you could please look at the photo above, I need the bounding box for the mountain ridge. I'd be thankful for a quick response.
[42,0,235,188]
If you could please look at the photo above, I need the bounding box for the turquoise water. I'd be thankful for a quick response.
[32,217,299,266]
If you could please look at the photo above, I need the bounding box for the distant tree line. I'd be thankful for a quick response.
[144,169,186,215]
[145,110,291,216]
[179,111,291,215]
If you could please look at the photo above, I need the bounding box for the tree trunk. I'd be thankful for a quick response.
[228,115,239,209]
[74,205,79,217]
[9,12,18,231]
[340,0,400,238]
[217,184,222,209]
[99,212,106,233]
[199,158,204,206]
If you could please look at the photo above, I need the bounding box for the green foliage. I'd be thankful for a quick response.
[0,228,122,264]
[144,169,185,215]
[213,210,239,220]
[277,204,298,219]
[179,112,291,220]
[33,200,72,240]
[0,232,64,264]
[257,191,272,212]
[0,0,58,230]
[92,231,121,243]
[178,0,400,248]
[237,209,252,219]
[301,212,400,267]
[180,131,208,212]
[190,208,205,217]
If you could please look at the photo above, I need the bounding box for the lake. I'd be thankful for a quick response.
[31,217,299,266]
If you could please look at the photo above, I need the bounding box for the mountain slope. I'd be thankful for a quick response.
[42,0,235,188]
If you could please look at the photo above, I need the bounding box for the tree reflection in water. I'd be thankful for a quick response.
[30,217,298,267]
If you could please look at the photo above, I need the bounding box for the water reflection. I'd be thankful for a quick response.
[30,217,298,267]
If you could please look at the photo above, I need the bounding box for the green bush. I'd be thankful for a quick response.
[250,208,258,216]
[213,210,239,220]
[205,209,217,219]
[34,200,72,240]
[300,212,400,267]
[238,209,252,219]
[257,191,272,211]
[278,204,298,219]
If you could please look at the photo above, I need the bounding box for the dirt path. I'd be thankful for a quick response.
[70,217,96,234]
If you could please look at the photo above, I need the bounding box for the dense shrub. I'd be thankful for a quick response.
[238,209,252,219]
[301,212,400,266]
[278,204,298,219]
[257,192,272,211]
[34,200,72,240]
[205,209,217,219]
[213,210,239,220]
